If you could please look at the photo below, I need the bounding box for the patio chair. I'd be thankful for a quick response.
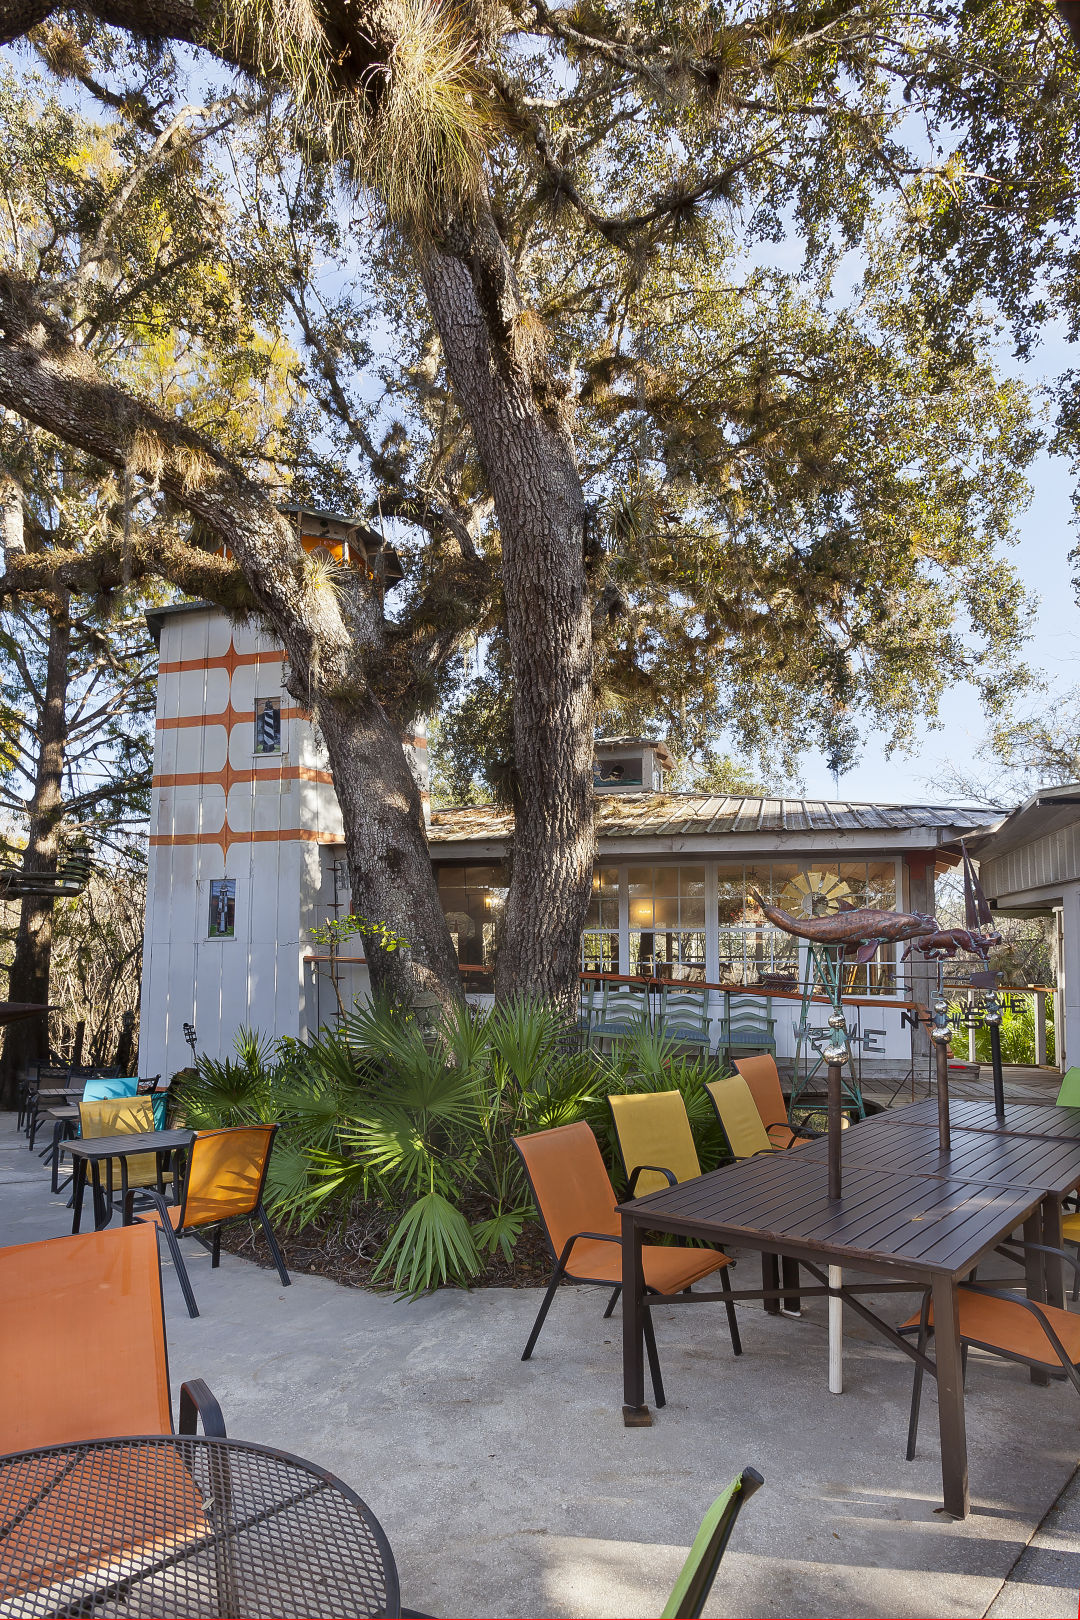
[716,993,776,1061]
[79,1094,164,1217]
[1057,1066,1080,1107]
[0,1222,224,1451]
[703,1075,785,1161]
[125,1123,290,1318]
[0,1224,224,1614]
[661,1468,764,1619]
[591,983,650,1041]
[513,1121,741,1400]
[902,1242,1080,1460]
[734,1055,821,1151]
[609,1089,702,1196]
[26,1065,73,1149]
[658,986,712,1053]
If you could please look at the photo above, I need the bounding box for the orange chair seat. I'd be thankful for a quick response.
[902,1290,1080,1366]
[133,1203,184,1231]
[566,1238,730,1294]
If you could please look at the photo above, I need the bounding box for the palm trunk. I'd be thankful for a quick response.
[0,602,69,1103]
[422,231,595,1014]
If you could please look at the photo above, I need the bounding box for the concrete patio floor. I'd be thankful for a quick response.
[3,1109,1079,1619]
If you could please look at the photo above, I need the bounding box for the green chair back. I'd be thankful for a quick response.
[1057,1067,1080,1107]
[593,984,650,1038]
[661,1468,764,1619]
[719,992,776,1056]
[659,987,711,1049]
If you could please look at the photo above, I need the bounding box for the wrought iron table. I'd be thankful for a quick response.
[618,1153,1046,1519]
[0,1434,400,1618]
[60,1130,194,1233]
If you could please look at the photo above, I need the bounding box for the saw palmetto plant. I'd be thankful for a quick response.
[173,999,729,1296]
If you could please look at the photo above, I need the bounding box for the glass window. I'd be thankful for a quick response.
[715,859,898,993]
[582,864,620,975]
[436,863,508,972]
[208,878,235,938]
[627,865,706,980]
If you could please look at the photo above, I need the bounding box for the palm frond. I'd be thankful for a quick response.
[374,1190,481,1295]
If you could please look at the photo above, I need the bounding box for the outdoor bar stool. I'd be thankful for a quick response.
[902,1242,1080,1461]
[513,1121,742,1405]
[125,1123,290,1318]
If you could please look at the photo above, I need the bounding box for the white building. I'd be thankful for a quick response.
[140,566,993,1081]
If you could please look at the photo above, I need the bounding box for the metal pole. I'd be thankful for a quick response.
[827,1059,843,1201]
[931,994,951,1152]
[984,988,1005,1121]
[823,1004,848,1202]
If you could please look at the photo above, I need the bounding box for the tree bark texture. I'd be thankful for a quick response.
[423,227,595,1011]
[0,271,462,1014]
[0,602,69,1103]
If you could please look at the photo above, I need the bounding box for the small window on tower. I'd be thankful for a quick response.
[254,697,281,754]
[208,878,235,938]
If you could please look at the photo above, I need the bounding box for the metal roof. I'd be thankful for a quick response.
[962,782,1080,862]
[429,794,995,846]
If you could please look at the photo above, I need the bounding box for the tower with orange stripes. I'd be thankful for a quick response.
[138,508,422,1079]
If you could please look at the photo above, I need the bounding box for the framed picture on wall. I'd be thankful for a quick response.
[208,878,236,938]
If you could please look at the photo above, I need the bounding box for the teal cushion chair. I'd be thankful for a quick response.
[80,1075,165,1127]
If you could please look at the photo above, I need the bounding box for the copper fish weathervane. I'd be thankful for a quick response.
[753,842,1001,965]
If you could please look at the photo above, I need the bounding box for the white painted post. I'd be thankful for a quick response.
[968,990,976,1065]
[1035,990,1047,1068]
[829,1265,843,1394]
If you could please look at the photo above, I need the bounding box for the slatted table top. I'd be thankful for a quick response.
[618,1152,1042,1277]
[59,1128,193,1159]
[881,1097,1080,1140]
[799,1118,1080,1197]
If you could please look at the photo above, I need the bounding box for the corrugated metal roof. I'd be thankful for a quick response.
[428,794,995,845]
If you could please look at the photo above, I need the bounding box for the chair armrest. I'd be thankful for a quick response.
[993,1239,1080,1290]
[124,1185,171,1226]
[178,1379,226,1438]
[628,1164,678,1194]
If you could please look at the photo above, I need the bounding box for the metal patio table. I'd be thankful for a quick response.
[884,1096,1080,1140]
[0,1434,400,1618]
[618,1153,1046,1518]
[800,1118,1080,1309]
[60,1130,194,1233]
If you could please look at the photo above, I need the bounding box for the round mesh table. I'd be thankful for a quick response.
[0,1435,400,1618]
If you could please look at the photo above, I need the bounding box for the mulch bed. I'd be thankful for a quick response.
[218,1200,555,1290]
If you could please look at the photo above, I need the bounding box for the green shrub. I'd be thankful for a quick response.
[947,994,1055,1067]
[172,999,731,1296]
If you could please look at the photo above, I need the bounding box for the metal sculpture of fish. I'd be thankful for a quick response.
[903,926,1003,963]
[752,892,937,962]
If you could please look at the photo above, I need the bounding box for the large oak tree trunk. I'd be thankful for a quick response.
[0,601,70,1103]
[422,228,595,1013]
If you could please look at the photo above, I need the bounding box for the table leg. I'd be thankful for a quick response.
[1024,1212,1050,1386]
[621,1212,650,1426]
[71,1158,87,1234]
[762,1253,780,1315]
[781,1257,801,1317]
[932,1274,969,1519]
[829,1265,843,1395]
[1042,1197,1065,1311]
[91,1163,109,1230]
